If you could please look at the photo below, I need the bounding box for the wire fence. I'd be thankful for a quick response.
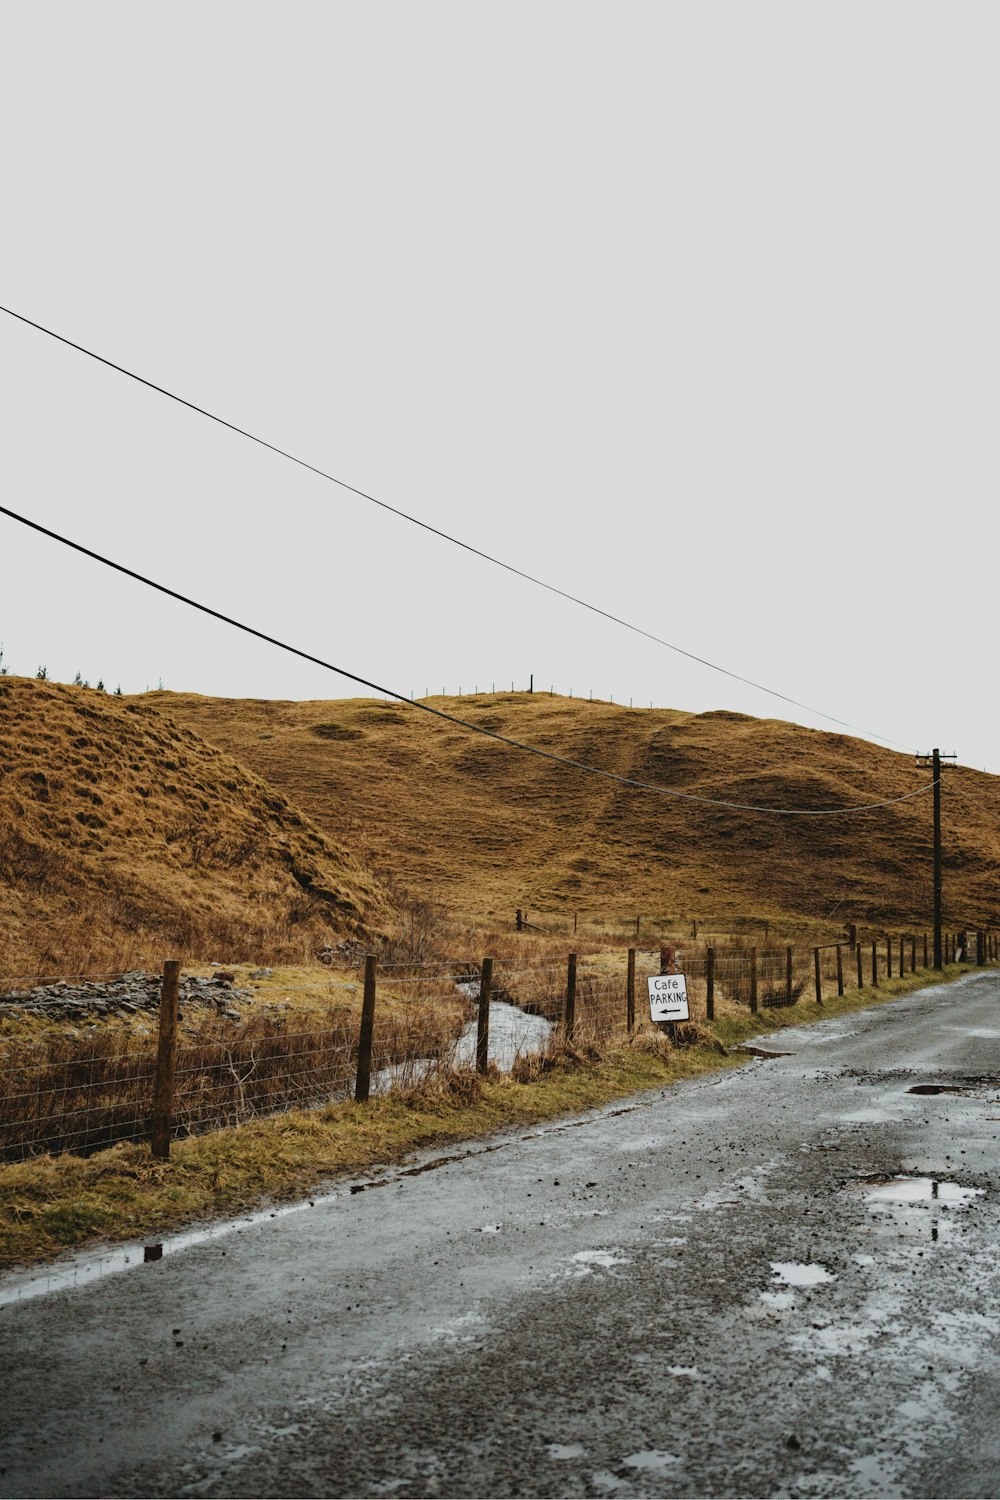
[1,926,995,1162]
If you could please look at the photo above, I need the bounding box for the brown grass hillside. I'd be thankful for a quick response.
[0,678,390,978]
[152,691,1000,933]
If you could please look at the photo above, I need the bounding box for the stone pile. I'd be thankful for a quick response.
[0,971,255,1023]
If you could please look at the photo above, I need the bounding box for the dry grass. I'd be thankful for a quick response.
[0,677,391,979]
[152,689,1000,932]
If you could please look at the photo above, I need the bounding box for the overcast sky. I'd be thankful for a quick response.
[2,2,997,774]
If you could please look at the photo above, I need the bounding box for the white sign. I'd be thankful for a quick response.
[647,973,690,1023]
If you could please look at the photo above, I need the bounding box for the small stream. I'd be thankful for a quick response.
[372,988,553,1094]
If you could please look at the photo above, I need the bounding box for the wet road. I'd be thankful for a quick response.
[3,972,1000,1498]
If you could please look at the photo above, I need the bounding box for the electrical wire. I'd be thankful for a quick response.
[0,501,934,817]
[0,302,915,752]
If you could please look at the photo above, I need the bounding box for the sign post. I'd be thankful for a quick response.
[647,972,690,1024]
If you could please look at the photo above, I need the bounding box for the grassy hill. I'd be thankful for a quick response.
[151,690,1000,934]
[0,678,390,978]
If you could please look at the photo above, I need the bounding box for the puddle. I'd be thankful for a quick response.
[572,1250,630,1269]
[858,1176,984,1243]
[547,1444,585,1461]
[864,1177,983,1206]
[739,1045,792,1059]
[622,1450,680,1473]
[770,1261,836,1287]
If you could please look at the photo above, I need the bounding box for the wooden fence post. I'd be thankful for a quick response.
[476,957,493,1074]
[856,941,864,989]
[706,946,715,1022]
[566,952,577,1042]
[836,944,844,997]
[151,960,181,1160]
[899,935,905,975]
[814,947,823,1005]
[627,948,636,1033]
[354,955,377,1102]
[887,937,893,979]
[848,923,857,951]
[923,932,928,968]
[872,940,878,987]
[785,945,793,1006]
[516,908,523,932]
[749,947,758,1014]
[910,935,917,972]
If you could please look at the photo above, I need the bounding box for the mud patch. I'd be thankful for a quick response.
[907,1077,1000,1098]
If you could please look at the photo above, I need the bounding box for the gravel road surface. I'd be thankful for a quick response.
[3,972,1000,1498]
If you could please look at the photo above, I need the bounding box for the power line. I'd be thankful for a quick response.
[0,501,934,817]
[0,302,915,753]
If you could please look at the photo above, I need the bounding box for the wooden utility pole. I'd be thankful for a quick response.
[916,748,956,970]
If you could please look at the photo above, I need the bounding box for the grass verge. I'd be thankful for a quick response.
[0,962,984,1269]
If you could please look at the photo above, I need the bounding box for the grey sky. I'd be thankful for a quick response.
[2,2,997,774]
